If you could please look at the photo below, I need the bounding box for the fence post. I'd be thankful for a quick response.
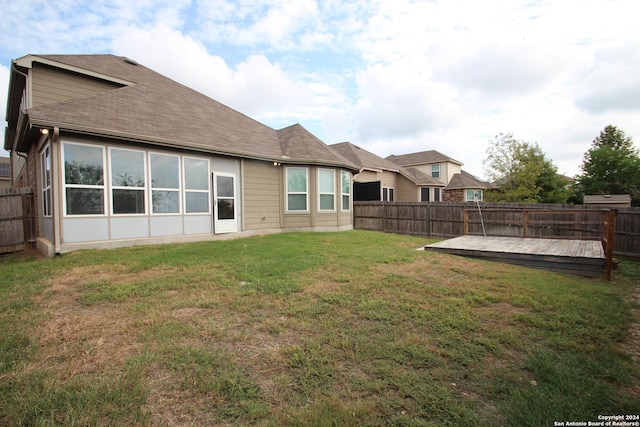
[604,210,616,281]
[522,210,528,238]
[463,209,469,235]
[426,203,431,237]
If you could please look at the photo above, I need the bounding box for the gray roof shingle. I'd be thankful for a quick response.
[22,54,355,169]
[385,150,463,167]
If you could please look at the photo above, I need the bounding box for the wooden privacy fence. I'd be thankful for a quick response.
[0,188,36,254]
[353,201,640,257]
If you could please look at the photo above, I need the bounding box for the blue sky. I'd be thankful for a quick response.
[2,0,639,178]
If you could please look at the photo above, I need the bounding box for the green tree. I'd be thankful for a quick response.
[483,133,568,203]
[571,125,640,206]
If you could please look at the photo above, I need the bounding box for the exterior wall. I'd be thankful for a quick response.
[243,159,282,230]
[31,64,120,107]
[442,162,462,185]
[443,188,464,202]
[282,165,353,230]
[354,170,378,182]
[396,175,418,202]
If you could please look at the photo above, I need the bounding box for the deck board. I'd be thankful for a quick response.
[424,236,605,277]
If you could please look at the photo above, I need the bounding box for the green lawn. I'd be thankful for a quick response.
[1,230,638,426]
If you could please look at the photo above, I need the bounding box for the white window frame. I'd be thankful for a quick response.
[286,167,309,213]
[62,141,107,217]
[341,171,351,212]
[431,164,440,179]
[183,156,211,215]
[41,145,52,217]
[382,186,394,202]
[420,187,430,202]
[318,168,336,212]
[466,189,483,202]
[109,147,147,216]
[149,152,182,215]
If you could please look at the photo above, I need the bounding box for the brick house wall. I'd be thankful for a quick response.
[443,188,464,202]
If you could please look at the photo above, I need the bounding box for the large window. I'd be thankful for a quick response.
[434,187,441,202]
[183,157,210,214]
[341,171,351,211]
[286,167,308,212]
[466,189,483,202]
[63,142,105,215]
[318,169,335,211]
[431,164,440,179]
[110,148,146,214]
[150,153,180,214]
[40,146,52,216]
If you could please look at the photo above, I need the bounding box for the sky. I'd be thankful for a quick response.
[1,0,639,179]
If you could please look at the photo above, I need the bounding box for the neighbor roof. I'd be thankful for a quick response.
[9,54,356,170]
[385,150,463,167]
[331,142,443,186]
[445,171,492,190]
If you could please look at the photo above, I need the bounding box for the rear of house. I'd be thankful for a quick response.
[4,54,356,257]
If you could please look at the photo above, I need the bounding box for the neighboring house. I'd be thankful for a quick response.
[386,150,491,202]
[0,157,10,188]
[4,54,357,257]
[584,194,632,208]
[330,142,444,202]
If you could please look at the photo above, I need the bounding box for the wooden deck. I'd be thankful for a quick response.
[424,236,606,277]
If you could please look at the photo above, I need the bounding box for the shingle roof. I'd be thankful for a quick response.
[19,54,355,169]
[331,142,443,186]
[385,150,463,167]
[445,171,492,190]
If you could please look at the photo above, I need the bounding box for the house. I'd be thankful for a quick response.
[4,54,358,257]
[583,194,632,208]
[386,150,491,202]
[330,142,444,202]
[0,157,9,188]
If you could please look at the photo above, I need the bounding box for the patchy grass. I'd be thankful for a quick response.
[0,230,638,426]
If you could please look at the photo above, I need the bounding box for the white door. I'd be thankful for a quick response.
[213,172,237,233]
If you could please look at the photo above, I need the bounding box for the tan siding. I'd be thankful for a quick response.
[379,171,397,188]
[31,64,120,107]
[243,160,281,230]
[354,170,378,182]
[396,176,418,202]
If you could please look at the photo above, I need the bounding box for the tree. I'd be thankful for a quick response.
[483,133,568,203]
[572,125,640,206]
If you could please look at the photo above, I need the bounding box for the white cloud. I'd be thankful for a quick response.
[0,64,10,157]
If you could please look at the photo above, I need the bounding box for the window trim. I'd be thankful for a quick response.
[183,156,211,215]
[382,186,394,202]
[340,171,351,212]
[41,145,52,217]
[109,147,147,216]
[62,141,107,217]
[318,168,336,212]
[149,152,182,215]
[285,167,309,213]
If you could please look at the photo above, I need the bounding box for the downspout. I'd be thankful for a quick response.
[51,127,62,255]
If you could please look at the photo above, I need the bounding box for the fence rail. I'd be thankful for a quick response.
[353,201,640,257]
[0,188,36,254]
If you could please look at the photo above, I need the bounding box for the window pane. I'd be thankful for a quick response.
[113,189,145,214]
[184,158,209,190]
[421,188,430,201]
[186,192,209,213]
[288,194,307,211]
[341,172,350,194]
[287,168,307,192]
[342,195,349,210]
[150,154,179,189]
[217,199,235,220]
[64,144,103,185]
[320,194,334,210]
[66,188,104,215]
[111,149,145,187]
[319,169,334,193]
[152,190,179,213]
[216,176,234,197]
